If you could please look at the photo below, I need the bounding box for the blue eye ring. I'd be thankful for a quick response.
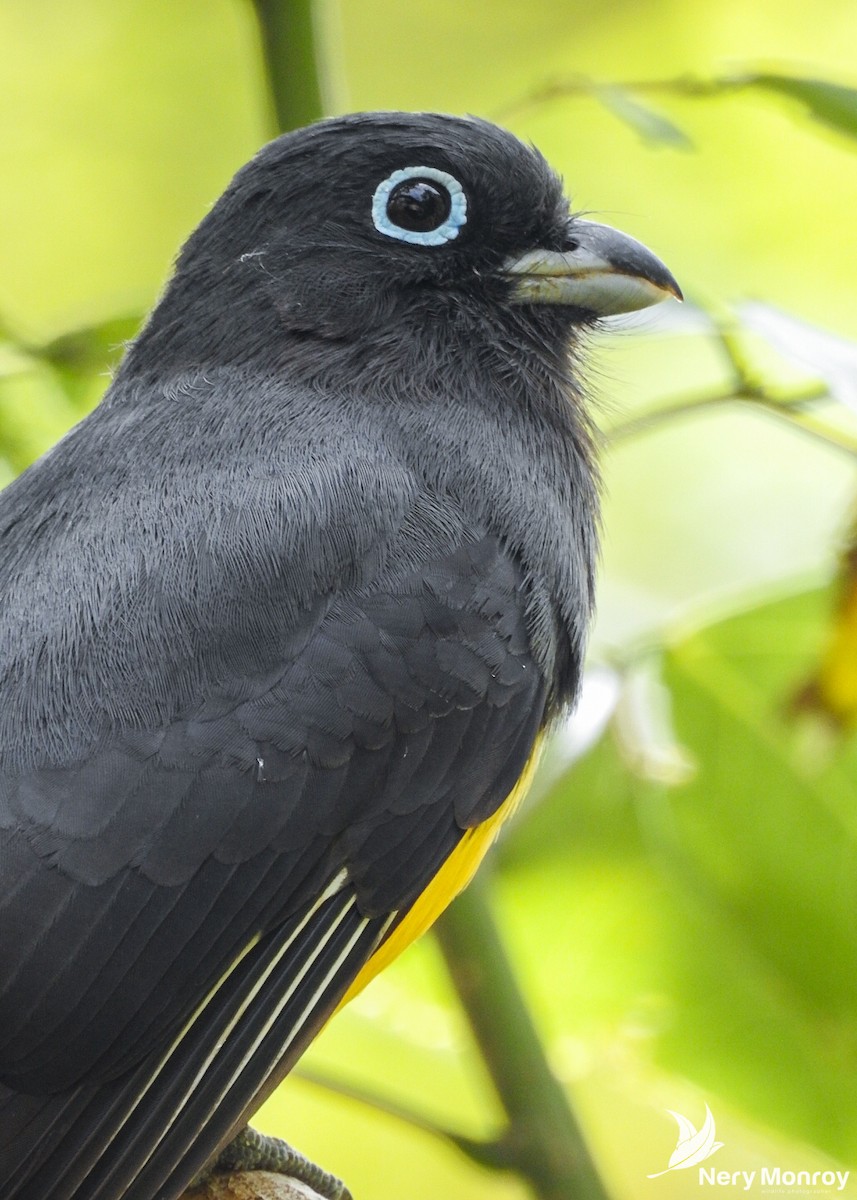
[372,167,467,246]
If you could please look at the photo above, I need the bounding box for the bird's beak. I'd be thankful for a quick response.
[502,218,682,315]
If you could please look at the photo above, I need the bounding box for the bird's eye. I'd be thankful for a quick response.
[372,167,467,246]
[388,180,449,232]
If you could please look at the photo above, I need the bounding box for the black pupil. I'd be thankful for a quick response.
[386,179,451,232]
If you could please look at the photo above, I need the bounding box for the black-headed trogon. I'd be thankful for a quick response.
[0,113,679,1200]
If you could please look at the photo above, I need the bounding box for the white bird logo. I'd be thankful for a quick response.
[648,1105,724,1177]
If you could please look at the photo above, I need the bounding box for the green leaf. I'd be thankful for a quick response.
[595,85,693,148]
[499,585,857,1163]
[743,73,857,143]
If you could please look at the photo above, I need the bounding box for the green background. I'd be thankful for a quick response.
[1,1,856,1196]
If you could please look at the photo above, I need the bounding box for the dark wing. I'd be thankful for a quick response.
[0,536,549,1200]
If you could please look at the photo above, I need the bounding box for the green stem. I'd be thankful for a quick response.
[606,386,749,442]
[250,0,325,133]
[434,873,610,1200]
[606,382,857,458]
[294,1066,515,1169]
[756,401,857,456]
[495,70,771,121]
[293,1066,476,1148]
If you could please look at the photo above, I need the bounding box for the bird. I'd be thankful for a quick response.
[0,111,679,1200]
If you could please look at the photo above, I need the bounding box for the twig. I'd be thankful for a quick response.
[434,873,610,1200]
[495,72,737,120]
[606,382,826,442]
[249,0,325,132]
[495,70,787,121]
[607,382,857,458]
[293,1065,496,1158]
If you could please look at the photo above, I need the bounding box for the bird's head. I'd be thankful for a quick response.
[128,112,679,378]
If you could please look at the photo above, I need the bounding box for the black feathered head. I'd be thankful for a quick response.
[125,112,678,375]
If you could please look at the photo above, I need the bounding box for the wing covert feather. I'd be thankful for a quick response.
[0,536,549,1110]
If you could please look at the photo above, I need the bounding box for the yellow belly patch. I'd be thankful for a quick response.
[339,733,544,1008]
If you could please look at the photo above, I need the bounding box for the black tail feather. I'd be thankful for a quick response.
[1,882,390,1200]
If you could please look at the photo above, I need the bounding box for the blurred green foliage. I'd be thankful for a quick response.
[1,1,857,1197]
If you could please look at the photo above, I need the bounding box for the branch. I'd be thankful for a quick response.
[249,0,325,133]
[433,873,610,1200]
[183,1171,327,1200]
[294,1065,485,1152]
[603,289,857,456]
[606,383,827,442]
[495,71,726,120]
